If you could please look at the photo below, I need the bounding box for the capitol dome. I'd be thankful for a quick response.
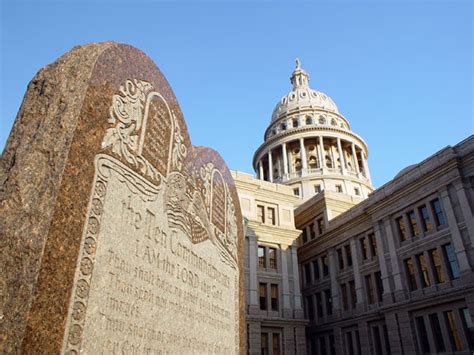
[271,59,339,122]
[253,59,374,202]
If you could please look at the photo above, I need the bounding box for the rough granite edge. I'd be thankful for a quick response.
[0,41,119,354]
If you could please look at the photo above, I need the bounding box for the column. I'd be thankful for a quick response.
[440,188,471,272]
[248,236,259,313]
[288,145,293,174]
[258,160,264,180]
[268,150,273,182]
[361,151,371,181]
[281,247,291,317]
[282,143,289,176]
[299,138,307,171]
[291,245,304,317]
[319,136,326,169]
[351,143,360,173]
[383,218,405,300]
[336,137,347,174]
[373,222,392,303]
[349,238,365,307]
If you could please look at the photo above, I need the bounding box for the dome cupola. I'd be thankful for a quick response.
[253,59,374,203]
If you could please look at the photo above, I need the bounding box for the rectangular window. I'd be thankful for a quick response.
[261,333,269,355]
[316,292,323,317]
[445,310,463,351]
[346,332,354,355]
[431,198,446,226]
[349,280,357,308]
[419,205,432,232]
[325,289,333,315]
[293,187,300,196]
[317,218,325,234]
[360,237,369,260]
[257,205,265,223]
[336,184,343,193]
[259,283,267,310]
[309,223,316,239]
[272,333,280,355]
[322,255,329,276]
[375,271,384,302]
[302,228,308,243]
[429,248,445,283]
[269,248,277,269]
[258,246,266,268]
[460,307,474,350]
[354,187,360,196]
[320,336,327,355]
[396,216,407,242]
[345,245,353,267]
[306,295,314,320]
[315,184,322,193]
[443,243,460,279]
[405,258,418,291]
[368,233,377,257]
[416,253,431,288]
[365,274,375,304]
[408,210,420,237]
[372,326,383,355]
[355,330,362,355]
[382,325,391,355]
[304,263,312,284]
[270,284,278,311]
[313,260,320,280]
[415,316,431,353]
[337,248,344,270]
[329,334,336,355]
[429,313,446,352]
[341,283,348,311]
[267,207,275,225]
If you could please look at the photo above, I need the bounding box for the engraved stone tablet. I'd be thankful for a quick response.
[0,42,244,354]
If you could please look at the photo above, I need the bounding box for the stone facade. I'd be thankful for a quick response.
[232,171,307,354]
[296,136,474,354]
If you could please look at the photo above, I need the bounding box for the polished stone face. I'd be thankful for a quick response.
[0,42,243,354]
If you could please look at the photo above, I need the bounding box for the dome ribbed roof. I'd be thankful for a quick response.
[271,59,339,122]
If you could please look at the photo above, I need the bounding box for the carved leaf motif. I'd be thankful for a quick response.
[102,128,118,149]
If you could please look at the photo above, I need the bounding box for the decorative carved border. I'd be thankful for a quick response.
[62,154,161,354]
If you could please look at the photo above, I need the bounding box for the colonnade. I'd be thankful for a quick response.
[257,136,370,183]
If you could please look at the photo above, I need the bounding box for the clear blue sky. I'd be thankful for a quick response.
[1,1,473,187]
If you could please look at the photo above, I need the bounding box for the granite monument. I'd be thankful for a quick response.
[0,42,244,354]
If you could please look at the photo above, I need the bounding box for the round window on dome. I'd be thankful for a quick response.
[319,116,326,124]
[290,93,296,100]
[331,119,337,126]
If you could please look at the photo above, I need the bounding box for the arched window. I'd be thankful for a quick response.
[293,119,299,128]
[281,123,287,131]
[308,155,318,169]
[295,158,302,171]
[305,116,313,125]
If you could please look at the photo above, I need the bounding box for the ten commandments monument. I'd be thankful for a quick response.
[0,42,245,354]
